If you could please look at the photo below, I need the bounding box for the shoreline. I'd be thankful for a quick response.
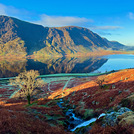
[0,70,117,82]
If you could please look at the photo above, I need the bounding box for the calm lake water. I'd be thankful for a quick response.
[0,54,134,78]
[94,54,134,73]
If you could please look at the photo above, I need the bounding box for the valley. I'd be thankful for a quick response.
[0,15,134,133]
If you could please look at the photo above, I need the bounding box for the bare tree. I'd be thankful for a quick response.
[10,70,44,104]
[95,75,106,89]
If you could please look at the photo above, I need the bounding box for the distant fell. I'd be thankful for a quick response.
[103,38,125,50]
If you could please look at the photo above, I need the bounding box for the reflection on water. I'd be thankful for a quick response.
[0,59,27,78]
[1,54,134,78]
[32,57,107,74]
[0,56,107,78]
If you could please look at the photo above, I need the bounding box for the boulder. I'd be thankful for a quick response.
[118,111,134,126]
[120,94,134,110]
[104,107,132,126]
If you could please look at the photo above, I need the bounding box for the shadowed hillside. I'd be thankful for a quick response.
[0,16,49,55]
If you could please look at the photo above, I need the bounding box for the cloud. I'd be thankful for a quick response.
[98,32,112,36]
[0,3,123,34]
[0,3,32,20]
[89,26,123,30]
[128,12,134,20]
[0,3,20,16]
[97,31,121,36]
[34,14,93,27]
[0,3,94,27]
[0,4,7,15]
[88,25,122,37]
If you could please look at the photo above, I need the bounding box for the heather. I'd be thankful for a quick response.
[0,69,134,133]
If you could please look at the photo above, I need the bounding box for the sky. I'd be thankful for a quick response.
[0,0,134,46]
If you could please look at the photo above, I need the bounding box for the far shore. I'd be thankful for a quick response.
[0,50,133,61]
[0,70,118,83]
[28,50,128,59]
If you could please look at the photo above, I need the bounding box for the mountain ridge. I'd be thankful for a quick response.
[103,38,125,50]
[0,15,126,56]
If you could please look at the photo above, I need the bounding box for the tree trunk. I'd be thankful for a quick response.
[27,94,31,105]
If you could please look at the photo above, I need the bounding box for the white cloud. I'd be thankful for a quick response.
[0,3,94,27]
[0,4,7,15]
[34,14,93,27]
[89,26,123,30]
[0,3,32,20]
[0,3,123,32]
[128,12,134,20]
[0,3,19,16]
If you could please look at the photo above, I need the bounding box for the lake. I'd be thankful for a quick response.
[94,54,134,73]
[0,54,134,78]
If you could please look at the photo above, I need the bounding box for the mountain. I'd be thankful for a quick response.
[0,15,48,55]
[0,15,126,56]
[103,38,125,50]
